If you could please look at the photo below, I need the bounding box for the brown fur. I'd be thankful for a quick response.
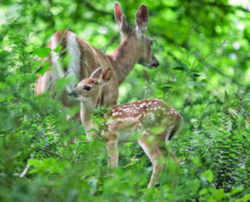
[73,74,183,188]
[35,3,159,117]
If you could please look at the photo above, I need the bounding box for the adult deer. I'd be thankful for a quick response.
[70,68,183,188]
[35,3,159,110]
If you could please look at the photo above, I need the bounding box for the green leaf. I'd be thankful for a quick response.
[236,194,250,202]
[36,61,50,75]
[54,45,63,52]
[34,47,51,58]
[199,188,208,195]
[201,170,214,183]
[173,66,186,71]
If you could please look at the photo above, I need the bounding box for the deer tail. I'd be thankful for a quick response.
[50,31,81,93]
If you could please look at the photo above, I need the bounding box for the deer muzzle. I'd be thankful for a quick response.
[151,56,159,67]
[68,90,78,98]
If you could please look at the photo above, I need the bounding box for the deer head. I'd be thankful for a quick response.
[69,67,111,105]
[113,3,159,68]
[69,67,183,189]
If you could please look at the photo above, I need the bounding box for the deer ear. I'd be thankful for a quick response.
[114,2,131,34]
[114,2,123,24]
[90,67,103,78]
[99,68,112,85]
[102,68,112,81]
[136,5,148,33]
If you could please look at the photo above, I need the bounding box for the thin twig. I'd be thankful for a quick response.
[82,0,113,17]
[157,32,244,87]
[103,34,119,52]
[19,164,31,178]
[182,0,250,13]
[201,1,250,13]
[19,154,34,178]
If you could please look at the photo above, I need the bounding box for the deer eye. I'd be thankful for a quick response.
[90,80,97,85]
[83,85,91,91]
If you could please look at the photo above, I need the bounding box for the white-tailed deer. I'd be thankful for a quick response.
[35,3,159,111]
[70,68,183,188]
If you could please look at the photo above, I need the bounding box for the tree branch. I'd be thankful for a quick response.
[82,0,113,17]
[103,34,119,52]
[203,1,250,13]
[183,0,250,13]
[158,32,244,87]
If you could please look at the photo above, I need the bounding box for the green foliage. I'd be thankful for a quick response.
[0,0,249,201]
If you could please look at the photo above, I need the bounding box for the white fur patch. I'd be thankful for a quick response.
[51,35,64,78]
[40,72,51,92]
[50,32,81,93]
[66,32,81,91]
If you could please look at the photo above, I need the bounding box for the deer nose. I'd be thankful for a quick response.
[152,60,159,67]
[69,91,78,97]
[83,85,91,91]
[152,61,159,67]
[152,56,159,67]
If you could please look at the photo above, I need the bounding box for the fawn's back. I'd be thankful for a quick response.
[105,99,182,142]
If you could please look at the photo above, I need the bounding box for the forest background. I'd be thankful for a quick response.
[0,0,249,201]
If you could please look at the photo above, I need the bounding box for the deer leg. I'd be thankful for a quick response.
[164,147,180,164]
[138,136,165,188]
[106,138,119,168]
[162,127,179,163]
[164,118,182,163]
[165,117,182,142]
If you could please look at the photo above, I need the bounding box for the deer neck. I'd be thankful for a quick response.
[109,35,140,84]
[80,101,91,127]
[79,97,97,130]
